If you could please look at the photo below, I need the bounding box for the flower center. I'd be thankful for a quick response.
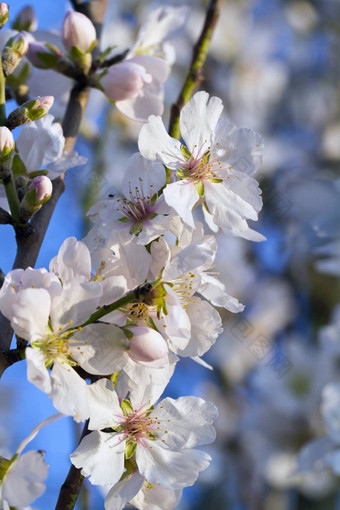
[116,179,156,224]
[184,151,222,182]
[170,271,197,309]
[32,325,84,368]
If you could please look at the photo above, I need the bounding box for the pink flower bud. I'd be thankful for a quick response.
[11,31,30,57]
[62,11,96,54]
[127,326,168,367]
[0,3,9,28]
[100,62,152,102]
[33,95,54,115]
[13,5,37,32]
[29,176,53,203]
[0,126,14,155]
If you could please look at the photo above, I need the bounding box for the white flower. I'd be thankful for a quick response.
[71,379,216,491]
[0,238,103,420]
[104,471,182,510]
[16,114,87,177]
[138,91,265,241]
[87,153,174,245]
[130,6,189,65]
[110,55,169,122]
[0,413,62,509]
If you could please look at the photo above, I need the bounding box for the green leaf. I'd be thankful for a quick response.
[70,45,85,59]
[87,40,96,54]
[12,154,27,177]
[28,169,49,178]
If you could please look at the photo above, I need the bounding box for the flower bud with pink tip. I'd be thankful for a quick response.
[0,126,14,178]
[0,3,9,29]
[20,175,53,221]
[0,126,14,158]
[2,31,30,77]
[29,176,53,203]
[127,326,169,367]
[62,11,96,73]
[7,95,54,130]
[100,62,152,102]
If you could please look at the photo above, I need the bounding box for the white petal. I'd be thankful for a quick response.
[50,279,102,330]
[116,89,164,123]
[104,472,145,510]
[180,91,223,158]
[75,323,129,375]
[86,378,125,431]
[50,236,92,281]
[163,240,215,281]
[26,347,52,394]
[138,115,183,169]
[16,114,64,172]
[212,118,264,175]
[136,441,211,490]
[163,180,199,229]
[71,430,126,486]
[46,151,87,178]
[10,288,50,341]
[131,480,182,510]
[122,153,166,199]
[153,395,217,449]
[50,363,89,421]
[178,298,222,357]
[128,55,170,87]
[2,451,48,507]
[199,273,244,313]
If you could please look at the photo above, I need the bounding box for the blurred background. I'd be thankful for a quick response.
[1,0,340,508]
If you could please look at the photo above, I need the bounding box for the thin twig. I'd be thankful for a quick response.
[55,420,89,510]
[168,0,223,141]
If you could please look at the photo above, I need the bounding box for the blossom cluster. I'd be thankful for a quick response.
[0,3,269,509]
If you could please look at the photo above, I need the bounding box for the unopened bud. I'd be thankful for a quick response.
[28,175,52,202]
[12,5,37,32]
[100,62,152,102]
[27,41,63,69]
[20,175,52,221]
[127,326,168,367]
[2,31,30,77]
[0,126,14,158]
[0,127,14,178]
[6,95,54,129]
[62,11,96,66]
[0,3,9,29]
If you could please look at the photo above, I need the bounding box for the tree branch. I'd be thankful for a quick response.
[55,420,89,510]
[168,0,222,141]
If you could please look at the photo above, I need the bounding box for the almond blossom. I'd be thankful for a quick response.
[0,413,62,509]
[15,114,87,178]
[87,153,174,245]
[71,378,217,494]
[138,91,265,241]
